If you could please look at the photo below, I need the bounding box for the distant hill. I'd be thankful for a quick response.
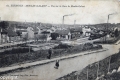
[0,21,53,30]
[0,20,120,30]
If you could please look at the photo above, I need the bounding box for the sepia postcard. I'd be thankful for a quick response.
[0,0,120,80]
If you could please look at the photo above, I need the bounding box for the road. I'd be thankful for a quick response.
[0,40,34,48]
[61,37,100,46]
[4,44,120,80]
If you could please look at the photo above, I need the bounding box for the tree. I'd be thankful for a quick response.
[114,29,119,37]
[34,32,38,42]
[0,21,9,29]
[23,33,28,41]
[80,31,83,34]
[16,31,22,36]
[51,33,59,40]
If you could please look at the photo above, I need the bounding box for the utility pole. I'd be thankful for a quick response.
[87,68,88,80]
[0,17,1,44]
[96,61,99,80]
[29,43,30,54]
[25,20,30,54]
[107,56,111,74]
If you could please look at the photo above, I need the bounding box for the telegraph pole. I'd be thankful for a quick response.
[96,61,99,80]
[107,56,111,74]
[0,17,1,44]
[87,68,88,80]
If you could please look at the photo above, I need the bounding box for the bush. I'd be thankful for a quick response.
[53,44,72,49]
[51,33,59,40]
[114,29,119,37]
[0,48,33,55]
[93,34,120,44]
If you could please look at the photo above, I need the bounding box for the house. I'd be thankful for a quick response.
[0,21,8,44]
[41,31,51,41]
[27,27,35,39]
[0,28,18,43]
[82,26,92,37]
[33,27,41,34]
[52,27,83,40]
[85,31,92,37]
[15,26,28,31]
[15,26,28,40]
[0,29,8,43]
[7,29,18,42]
[54,30,71,40]
[33,27,41,41]
[38,26,57,41]
[116,23,120,31]
[70,27,83,39]
[50,26,56,32]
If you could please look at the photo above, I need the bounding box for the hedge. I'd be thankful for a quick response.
[93,35,120,44]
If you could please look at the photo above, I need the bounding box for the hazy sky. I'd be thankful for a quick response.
[0,0,120,24]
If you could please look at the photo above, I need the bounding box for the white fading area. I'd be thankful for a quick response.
[0,0,120,24]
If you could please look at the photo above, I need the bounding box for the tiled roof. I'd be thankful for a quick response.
[54,30,70,35]
[16,26,28,29]
[41,31,50,34]
[16,30,27,33]
[70,27,82,32]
